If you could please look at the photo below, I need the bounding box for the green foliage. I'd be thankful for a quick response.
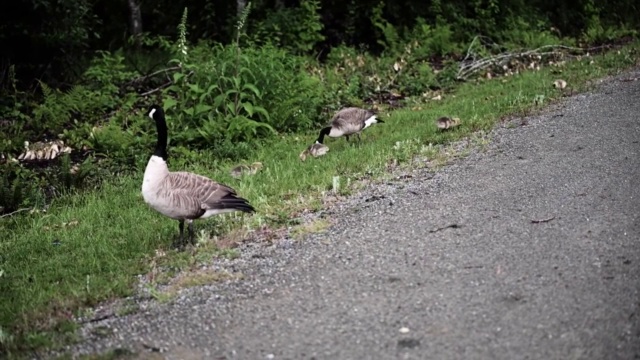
[82,51,140,98]
[0,161,45,214]
[578,0,638,44]
[0,66,31,155]
[161,6,274,158]
[371,2,402,55]
[250,0,325,55]
[500,17,565,48]
[158,5,326,160]
[408,19,461,57]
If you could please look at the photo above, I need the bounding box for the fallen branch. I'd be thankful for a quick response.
[0,208,31,218]
[128,66,181,85]
[138,70,194,97]
[457,36,612,81]
[139,81,172,97]
[531,216,555,224]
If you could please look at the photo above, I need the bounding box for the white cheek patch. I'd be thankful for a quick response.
[148,108,156,119]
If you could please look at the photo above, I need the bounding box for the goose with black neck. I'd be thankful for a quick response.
[142,105,255,246]
[315,107,384,145]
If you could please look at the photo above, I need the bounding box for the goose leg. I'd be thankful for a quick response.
[188,221,195,245]
[178,220,185,247]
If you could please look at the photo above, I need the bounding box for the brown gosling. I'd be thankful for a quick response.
[230,162,263,179]
[299,142,330,161]
[436,116,461,130]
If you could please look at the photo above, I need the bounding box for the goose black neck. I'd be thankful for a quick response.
[153,112,168,160]
[316,127,331,144]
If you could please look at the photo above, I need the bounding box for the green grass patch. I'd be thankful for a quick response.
[1,42,638,356]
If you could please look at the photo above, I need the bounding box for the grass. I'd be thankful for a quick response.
[1,41,638,355]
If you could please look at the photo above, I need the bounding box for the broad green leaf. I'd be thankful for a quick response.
[213,94,226,109]
[226,102,237,115]
[241,102,254,116]
[225,89,239,96]
[194,104,212,115]
[253,105,270,120]
[163,98,178,111]
[187,83,204,94]
[173,72,185,83]
[242,83,261,97]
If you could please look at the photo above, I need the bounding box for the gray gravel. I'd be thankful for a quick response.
[64,68,640,360]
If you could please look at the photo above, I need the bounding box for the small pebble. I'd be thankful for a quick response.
[399,327,410,334]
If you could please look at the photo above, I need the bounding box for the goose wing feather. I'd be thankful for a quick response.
[165,172,255,218]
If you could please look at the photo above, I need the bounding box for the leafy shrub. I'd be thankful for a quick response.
[156,7,327,160]
[499,17,565,48]
[249,0,325,55]
[370,2,403,55]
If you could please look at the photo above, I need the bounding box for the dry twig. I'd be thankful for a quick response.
[0,208,32,218]
[531,216,555,224]
[429,223,461,233]
[128,66,181,85]
[140,81,173,97]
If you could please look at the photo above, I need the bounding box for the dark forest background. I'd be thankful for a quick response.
[1,0,637,89]
[0,0,637,214]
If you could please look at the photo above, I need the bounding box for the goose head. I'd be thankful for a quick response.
[147,105,165,122]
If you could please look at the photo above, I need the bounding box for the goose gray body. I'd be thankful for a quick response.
[316,107,383,144]
[142,161,252,220]
[142,105,254,245]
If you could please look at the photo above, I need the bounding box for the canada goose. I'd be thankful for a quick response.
[316,107,384,144]
[299,142,329,161]
[230,162,263,178]
[436,116,461,130]
[142,105,255,245]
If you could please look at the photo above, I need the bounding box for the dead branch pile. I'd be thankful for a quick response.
[456,36,610,81]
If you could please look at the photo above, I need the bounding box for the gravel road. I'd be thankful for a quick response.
[66,67,640,360]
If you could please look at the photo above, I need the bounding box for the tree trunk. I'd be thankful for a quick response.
[237,0,247,18]
[127,0,143,48]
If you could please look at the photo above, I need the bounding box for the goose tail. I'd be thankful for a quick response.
[217,193,256,213]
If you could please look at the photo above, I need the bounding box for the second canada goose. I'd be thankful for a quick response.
[299,142,329,161]
[436,116,461,130]
[316,107,384,144]
[142,105,255,246]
